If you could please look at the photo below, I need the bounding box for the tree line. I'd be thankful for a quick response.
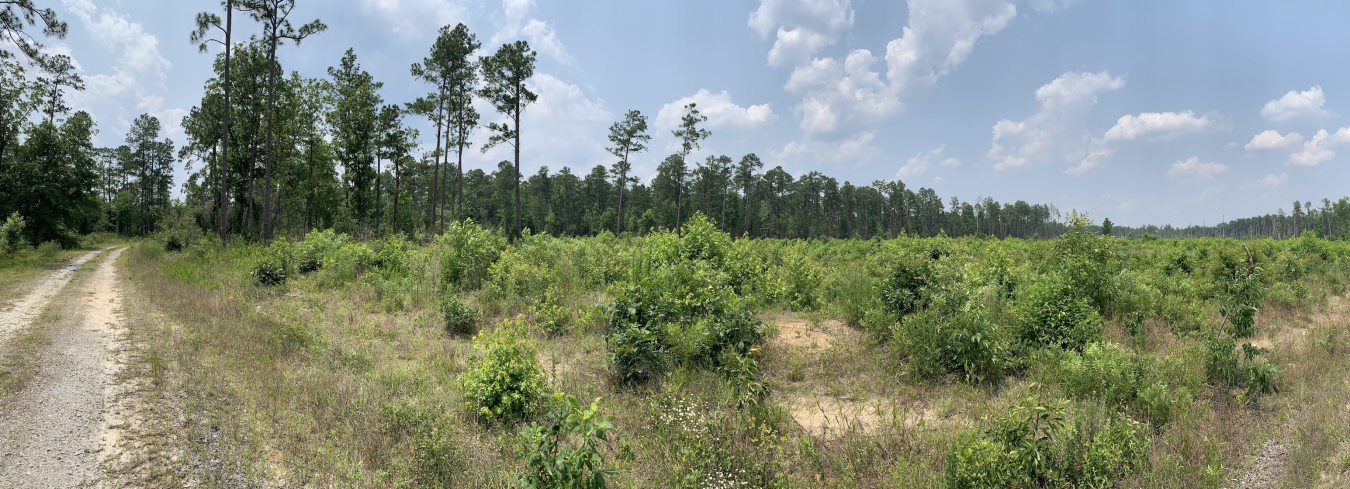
[2,1,1349,247]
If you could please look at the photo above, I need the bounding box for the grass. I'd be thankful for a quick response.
[114,229,1350,488]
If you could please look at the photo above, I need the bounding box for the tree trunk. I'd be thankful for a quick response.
[219,0,233,245]
[513,92,522,241]
[262,33,278,242]
[430,93,444,233]
[675,155,683,237]
[742,184,751,238]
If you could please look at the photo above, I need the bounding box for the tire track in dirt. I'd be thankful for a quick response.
[0,249,107,345]
[0,248,125,487]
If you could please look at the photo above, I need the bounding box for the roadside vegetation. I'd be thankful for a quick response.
[119,212,1350,488]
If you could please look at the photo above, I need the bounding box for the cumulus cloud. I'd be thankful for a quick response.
[656,89,775,131]
[60,0,182,144]
[988,71,1124,171]
[473,73,612,170]
[1066,109,1213,175]
[1102,111,1213,142]
[760,0,1070,134]
[748,0,854,67]
[359,0,469,40]
[1256,173,1289,186]
[1287,127,1350,166]
[1165,156,1227,182]
[490,0,574,65]
[896,144,950,179]
[1243,130,1304,151]
[774,131,880,166]
[1261,86,1329,122]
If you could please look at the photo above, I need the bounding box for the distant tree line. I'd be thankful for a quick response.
[2,3,1348,247]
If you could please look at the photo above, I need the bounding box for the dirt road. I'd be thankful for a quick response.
[0,248,126,487]
[0,249,106,343]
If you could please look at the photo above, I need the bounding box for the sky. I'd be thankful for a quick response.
[26,0,1350,227]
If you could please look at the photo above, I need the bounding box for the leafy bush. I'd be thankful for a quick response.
[946,397,1148,488]
[297,229,347,273]
[438,219,502,291]
[0,212,25,253]
[251,259,287,286]
[530,292,570,336]
[1018,275,1103,351]
[459,319,545,423]
[877,247,934,322]
[1057,342,1139,406]
[164,232,184,252]
[371,235,411,275]
[439,294,479,335]
[894,301,1007,383]
[514,393,618,489]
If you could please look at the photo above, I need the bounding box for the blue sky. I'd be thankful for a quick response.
[34,0,1350,226]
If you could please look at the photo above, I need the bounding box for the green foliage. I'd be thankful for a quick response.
[438,219,502,290]
[946,397,1148,488]
[459,318,545,423]
[297,229,347,274]
[895,302,1007,383]
[1,212,25,254]
[438,294,479,335]
[530,291,570,336]
[1017,275,1103,351]
[514,393,619,489]
[163,232,184,252]
[877,247,934,322]
[251,259,287,286]
[36,240,60,258]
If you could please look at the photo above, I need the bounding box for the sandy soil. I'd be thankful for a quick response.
[0,249,106,344]
[0,248,126,488]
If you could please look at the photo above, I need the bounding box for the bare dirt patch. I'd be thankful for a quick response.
[769,315,859,351]
[0,249,105,344]
[787,392,945,439]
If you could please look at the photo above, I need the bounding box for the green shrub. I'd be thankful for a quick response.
[1137,381,1190,428]
[946,397,1148,488]
[604,320,664,384]
[894,301,1007,383]
[164,232,184,252]
[372,235,411,275]
[36,240,60,258]
[823,264,874,326]
[530,292,570,336]
[1058,342,1138,406]
[514,392,618,489]
[459,319,545,423]
[1018,276,1102,351]
[297,229,347,274]
[780,245,821,311]
[0,212,24,253]
[251,259,287,286]
[878,247,934,321]
[439,294,479,335]
[325,242,375,282]
[438,219,502,291]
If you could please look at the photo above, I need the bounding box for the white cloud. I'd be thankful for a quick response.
[989,71,1124,171]
[60,0,181,144]
[1165,156,1228,182]
[1256,173,1289,186]
[783,50,896,132]
[359,0,468,40]
[1102,111,1213,142]
[490,0,573,66]
[748,0,855,67]
[1243,130,1304,151]
[764,0,1072,135]
[896,144,945,179]
[1287,127,1350,166]
[774,131,880,166]
[1065,110,1213,174]
[1261,85,1329,122]
[656,89,775,131]
[474,73,612,171]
